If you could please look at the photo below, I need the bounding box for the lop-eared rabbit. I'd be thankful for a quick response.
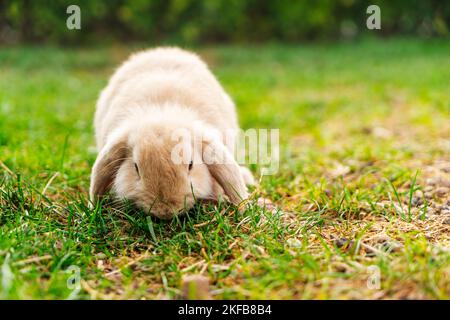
[90,47,254,219]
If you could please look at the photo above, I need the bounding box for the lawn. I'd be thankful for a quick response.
[0,38,449,299]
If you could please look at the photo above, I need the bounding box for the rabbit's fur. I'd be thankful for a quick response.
[90,47,254,219]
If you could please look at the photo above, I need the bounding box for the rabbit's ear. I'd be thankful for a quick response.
[202,138,248,205]
[89,136,129,203]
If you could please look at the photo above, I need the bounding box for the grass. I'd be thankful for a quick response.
[0,38,449,299]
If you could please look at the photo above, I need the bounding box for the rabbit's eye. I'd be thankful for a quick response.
[134,163,140,177]
[188,160,193,171]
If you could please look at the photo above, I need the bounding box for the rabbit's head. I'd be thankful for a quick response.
[89,115,248,219]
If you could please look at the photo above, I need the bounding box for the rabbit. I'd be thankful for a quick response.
[89,47,255,219]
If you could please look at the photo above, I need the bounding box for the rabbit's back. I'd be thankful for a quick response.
[95,47,238,149]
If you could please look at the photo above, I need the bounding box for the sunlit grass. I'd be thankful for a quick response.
[0,38,449,299]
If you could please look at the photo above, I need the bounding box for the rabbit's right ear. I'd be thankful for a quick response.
[89,135,129,203]
[201,136,248,205]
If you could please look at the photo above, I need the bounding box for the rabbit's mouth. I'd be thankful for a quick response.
[139,197,195,220]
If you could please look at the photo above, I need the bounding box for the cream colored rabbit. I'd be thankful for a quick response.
[90,47,254,219]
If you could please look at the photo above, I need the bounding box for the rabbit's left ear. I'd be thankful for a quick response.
[89,135,128,203]
[202,137,248,205]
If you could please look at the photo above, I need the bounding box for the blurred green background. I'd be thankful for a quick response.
[0,0,448,45]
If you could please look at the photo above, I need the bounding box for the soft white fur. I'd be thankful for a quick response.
[90,47,254,218]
